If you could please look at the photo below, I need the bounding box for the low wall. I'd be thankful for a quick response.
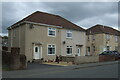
[60,56,75,62]
[74,56,99,64]
[2,46,8,51]
[2,50,27,70]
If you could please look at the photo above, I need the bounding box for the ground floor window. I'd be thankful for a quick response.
[66,46,72,55]
[48,44,55,55]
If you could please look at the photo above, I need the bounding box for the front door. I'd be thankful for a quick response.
[77,48,81,56]
[34,45,40,59]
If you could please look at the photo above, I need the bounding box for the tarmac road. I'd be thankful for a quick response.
[2,61,119,78]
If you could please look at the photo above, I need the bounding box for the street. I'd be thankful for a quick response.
[2,61,119,78]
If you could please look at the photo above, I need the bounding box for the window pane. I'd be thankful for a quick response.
[48,45,51,47]
[49,48,52,54]
[67,33,72,37]
[49,30,55,36]
[67,31,72,38]
[35,47,38,52]
[78,49,79,53]
[67,48,69,54]
[52,45,55,47]
[67,47,72,54]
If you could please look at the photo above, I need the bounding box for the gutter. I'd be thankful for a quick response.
[7,21,86,32]
[7,21,63,30]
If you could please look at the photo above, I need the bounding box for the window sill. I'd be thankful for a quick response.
[48,54,56,56]
[48,35,56,37]
[66,54,72,55]
[66,37,72,39]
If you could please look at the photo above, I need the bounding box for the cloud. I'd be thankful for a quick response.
[2,2,118,34]
[76,13,118,29]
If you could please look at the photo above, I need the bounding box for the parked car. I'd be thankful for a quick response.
[99,51,114,55]
[112,51,120,55]
[99,50,120,60]
[112,51,120,60]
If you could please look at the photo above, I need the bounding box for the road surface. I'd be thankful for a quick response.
[2,61,119,78]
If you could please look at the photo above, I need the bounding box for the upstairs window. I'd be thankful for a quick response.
[48,28,56,37]
[92,35,95,41]
[115,36,118,42]
[106,34,110,40]
[66,30,72,38]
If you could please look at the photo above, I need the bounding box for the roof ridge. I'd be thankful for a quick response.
[8,11,85,31]
[35,11,59,17]
[56,15,85,30]
[86,24,120,35]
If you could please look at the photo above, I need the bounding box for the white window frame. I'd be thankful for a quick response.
[92,35,95,41]
[66,46,72,55]
[106,34,110,40]
[66,30,72,38]
[48,28,56,37]
[47,44,56,55]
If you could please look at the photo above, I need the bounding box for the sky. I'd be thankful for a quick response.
[1,2,119,36]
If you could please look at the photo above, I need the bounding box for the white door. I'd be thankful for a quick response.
[77,48,81,56]
[34,45,40,59]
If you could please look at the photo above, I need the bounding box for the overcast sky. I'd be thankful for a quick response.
[1,2,118,35]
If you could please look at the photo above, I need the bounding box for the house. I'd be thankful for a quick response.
[86,24,120,56]
[7,11,86,62]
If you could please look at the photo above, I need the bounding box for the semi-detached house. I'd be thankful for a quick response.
[86,24,120,56]
[7,11,86,62]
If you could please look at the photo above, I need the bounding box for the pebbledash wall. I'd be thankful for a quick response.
[8,22,86,62]
[25,23,61,61]
[8,24,26,55]
[61,29,86,57]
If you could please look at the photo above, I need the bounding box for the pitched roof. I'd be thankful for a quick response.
[86,24,120,36]
[8,11,85,31]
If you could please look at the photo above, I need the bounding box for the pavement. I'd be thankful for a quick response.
[43,60,119,68]
[2,61,119,78]
[43,62,73,66]
[72,61,119,69]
